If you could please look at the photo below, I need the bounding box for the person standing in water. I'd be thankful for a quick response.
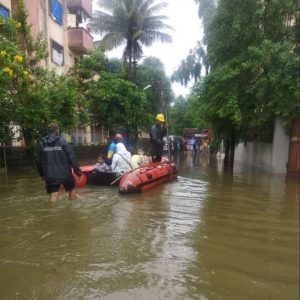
[36,123,82,203]
[150,114,166,163]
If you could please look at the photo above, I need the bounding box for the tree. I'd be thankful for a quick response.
[171,44,208,87]
[72,50,151,140]
[0,1,86,164]
[89,0,172,80]
[174,0,299,168]
[169,96,198,136]
[0,16,26,144]
[135,56,173,116]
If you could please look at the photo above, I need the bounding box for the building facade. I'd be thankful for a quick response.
[0,0,11,16]
[0,0,110,146]
[1,0,94,72]
[16,0,93,74]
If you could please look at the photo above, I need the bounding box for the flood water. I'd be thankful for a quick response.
[0,154,299,300]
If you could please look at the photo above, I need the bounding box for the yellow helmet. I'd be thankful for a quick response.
[155,113,165,122]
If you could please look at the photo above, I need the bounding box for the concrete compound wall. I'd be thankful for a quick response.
[0,145,106,171]
[0,139,150,171]
[234,119,290,174]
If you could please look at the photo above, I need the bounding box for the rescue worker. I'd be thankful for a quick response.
[36,123,82,203]
[150,113,166,163]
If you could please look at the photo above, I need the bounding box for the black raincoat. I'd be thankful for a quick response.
[150,123,166,158]
[36,135,81,186]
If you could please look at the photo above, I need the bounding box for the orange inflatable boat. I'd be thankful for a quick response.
[118,162,178,194]
[60,169,87,191]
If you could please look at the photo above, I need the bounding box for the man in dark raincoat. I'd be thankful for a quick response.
[36,123,82,202]
[150,114,166,163]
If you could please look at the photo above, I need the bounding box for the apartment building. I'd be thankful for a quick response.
[1,0,109,145]
[1,0,93,72]
[18,0,93,74]
[0,0,11,16]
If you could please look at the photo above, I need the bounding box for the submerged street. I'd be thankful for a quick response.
[0,154,299,300]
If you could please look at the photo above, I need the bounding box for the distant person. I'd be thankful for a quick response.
[150,113,166,163]
[115,127,128,148]
[203,139,209,154]
[36,123,82,203]
[193,138,199,153]
[183,139,188,152]
[111,143,132,176]
[95,154,110,172]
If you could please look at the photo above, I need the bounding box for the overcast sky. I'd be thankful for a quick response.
[92,0,203,97]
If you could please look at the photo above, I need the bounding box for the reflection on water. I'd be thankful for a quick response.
[0,153,299,300]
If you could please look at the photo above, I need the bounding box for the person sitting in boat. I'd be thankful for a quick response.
[95,154,110,172]
[111,143,132,175]
[130,148,147,169]
[150,113,166,163]
[106,133,124,165]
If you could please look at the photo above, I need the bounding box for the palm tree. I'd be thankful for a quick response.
[89,0,172,79]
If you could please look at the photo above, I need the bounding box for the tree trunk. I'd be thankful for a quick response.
[224,137,230,167]
[22,128,38,170]
[133,127,139,144]
[229,130,236,169]
[127,46,133,80]
[224,129,236,171]
[133,57,137,83]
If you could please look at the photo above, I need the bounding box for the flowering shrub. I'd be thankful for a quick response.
[0,1,85,153]
[0,16,27,87]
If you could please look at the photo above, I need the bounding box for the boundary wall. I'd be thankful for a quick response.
[234,119,289,174]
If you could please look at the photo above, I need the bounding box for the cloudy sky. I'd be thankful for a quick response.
[92,0,203,96]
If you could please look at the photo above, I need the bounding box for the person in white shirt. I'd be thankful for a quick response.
[111,143,132,175]
[95,154,110,172]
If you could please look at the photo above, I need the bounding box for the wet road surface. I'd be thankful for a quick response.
[0,154,299,299]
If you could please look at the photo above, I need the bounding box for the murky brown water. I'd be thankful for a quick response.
[0,153,299,300]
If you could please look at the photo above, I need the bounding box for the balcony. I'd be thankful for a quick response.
[66,0,92,18]
[68,27,93,54]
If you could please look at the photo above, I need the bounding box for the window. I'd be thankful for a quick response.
[50,0,63,25]
[0,5,10,17]
[51,40,64,66]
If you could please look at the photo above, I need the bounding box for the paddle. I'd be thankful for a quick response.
[110,174,123,186]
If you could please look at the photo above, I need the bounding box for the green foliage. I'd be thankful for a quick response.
[172,44,208,86]
[90,74,149,133]
[72,50,151,137]
[90,0,172,79]
[0,1,84,154]
[169,96,198,135]
[179,0,299,148]
[135,56,173,116]
[0,16,27,143]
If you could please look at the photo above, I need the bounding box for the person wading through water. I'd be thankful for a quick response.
[150,114,166,163]
[36,123,82,203]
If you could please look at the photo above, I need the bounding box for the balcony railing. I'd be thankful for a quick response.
[68,27,93,54]
[66,0,92,18]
